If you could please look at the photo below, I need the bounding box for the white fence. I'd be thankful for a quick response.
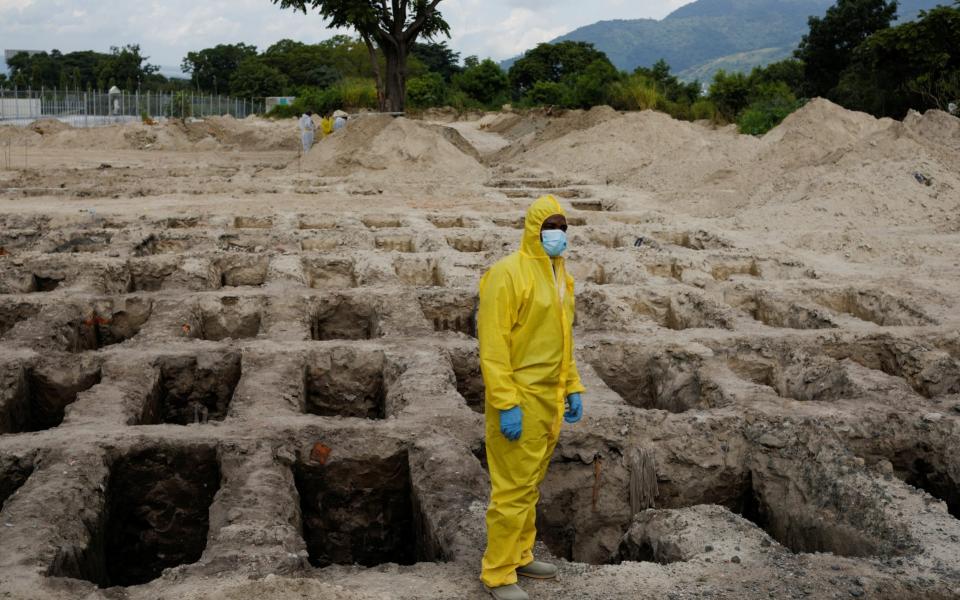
[0,88,266,127]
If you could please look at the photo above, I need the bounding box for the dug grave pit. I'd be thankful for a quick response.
[186,298,262,341]
[447,345,484,413]
[394,256,445,287]
[0,301,41,338]
[805,288,937,327]
[418,289,477,337]
[133,234,195,256]
[588,346,728,413]
[726,349,857,402]
[303,257,359,289]
[52,445,221,587]
[0,456,34,510]
[295,451,441,567]
[362,216,406,229]
[628,292,732,331]
[139,353,241,425]
[0,365,102,434]
[302,347,394,419]
[446,235,489,253]
[214,255,269,287]
[375,234,417,253]
[865,450,960,519]
[58,299,153,352]
[822,337,960,399]
[725,289,836,330]
[310,295,380,340]
[534,446,909,565]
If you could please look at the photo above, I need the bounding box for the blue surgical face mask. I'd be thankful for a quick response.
[541,229,568,257]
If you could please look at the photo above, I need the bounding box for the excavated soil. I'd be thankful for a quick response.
[1,104,960,600]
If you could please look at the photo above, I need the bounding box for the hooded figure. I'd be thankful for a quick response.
[479,195,585,600]
[298,111,316,152]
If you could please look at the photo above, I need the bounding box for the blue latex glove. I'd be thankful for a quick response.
[499,406,522,441]
[564,393,583,424]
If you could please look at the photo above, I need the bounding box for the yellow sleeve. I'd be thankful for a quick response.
[478,265,520,411]
[566,350,586,396]
[565,274,586,395]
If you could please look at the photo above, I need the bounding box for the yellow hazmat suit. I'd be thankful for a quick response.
[479,195,585,588]
[321,116,334,137]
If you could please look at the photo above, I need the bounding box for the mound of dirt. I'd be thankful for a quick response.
[511,97,960,237]
[903,108,960,153]
[0,126,41,147]
[515,108,756,190]
[298,115,485,182]
[757,98,895,169]
[29,119,73,136]
[487,105,624,163]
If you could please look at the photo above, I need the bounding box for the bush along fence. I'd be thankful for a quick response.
[0,88,266,127]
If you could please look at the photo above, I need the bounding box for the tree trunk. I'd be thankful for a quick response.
[383,43,408,113]
[362,34,387,112]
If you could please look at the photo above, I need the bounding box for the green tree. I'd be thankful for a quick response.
[406,71,446,107]
[737,82,803,134]
[634,59,701,104]
[412,40,461,81]
[260,38,346,89]
[709,69,751,120]
[271,0,451,112]
[97,45,160,91]
[524,80,570,106]
[834,3,960,116]
[454,58,509,105]
[229,57,289,98]
[795,0,898,98]
[571,59,620,108]
[508,41,613,97]
[182,43,258,93]
[749,59,805,96]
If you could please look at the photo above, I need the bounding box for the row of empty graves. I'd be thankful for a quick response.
[0,210,959,596]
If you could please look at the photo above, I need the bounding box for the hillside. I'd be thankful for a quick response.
[511,0,946,81]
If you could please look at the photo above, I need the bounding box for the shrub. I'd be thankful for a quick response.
[607,75,660,111]
[523,81,571,107]
[454,59,509,106]
[571,60,621,108]
[407,72,446,108]
[737,82,804,135]
[267,104,299,119]
[709,70,751,122]
[167,91,192,118]
[690,99,720,122]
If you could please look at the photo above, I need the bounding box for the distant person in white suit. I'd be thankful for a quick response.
[333,109,348,132]
[299,111,316,152]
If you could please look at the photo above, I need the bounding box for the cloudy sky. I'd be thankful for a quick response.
[0,0,689,75]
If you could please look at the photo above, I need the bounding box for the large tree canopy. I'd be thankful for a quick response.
[182,43,258,94]
[795,0,898,98]
[6,45,161,90]
[271,0,449,112]
[508,41,614,98]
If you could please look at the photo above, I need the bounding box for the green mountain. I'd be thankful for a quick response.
[510,0,946,81]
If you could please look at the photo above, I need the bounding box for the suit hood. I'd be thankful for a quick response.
[520,195,566,258]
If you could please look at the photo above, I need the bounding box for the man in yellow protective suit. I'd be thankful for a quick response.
[320,114,334,138]
[478,195,585,600]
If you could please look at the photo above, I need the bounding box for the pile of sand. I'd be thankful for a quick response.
[513,108,755,190]
[1,116,299,152]
[510,98,960,231]
[483,106,621,163]
[298,115,486,183]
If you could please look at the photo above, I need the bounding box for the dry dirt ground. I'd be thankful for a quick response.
[0,103,959,600]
